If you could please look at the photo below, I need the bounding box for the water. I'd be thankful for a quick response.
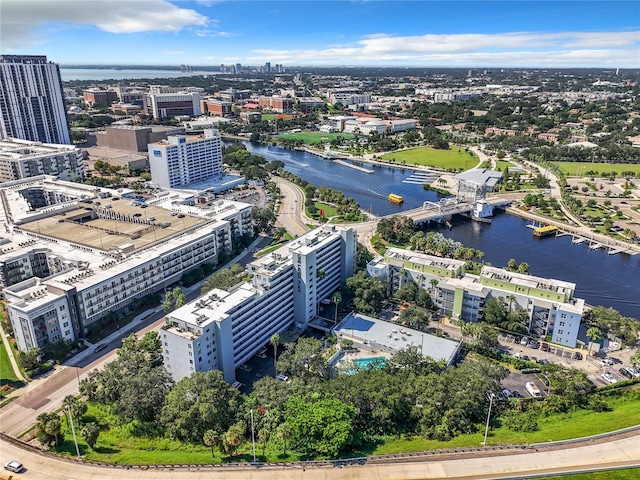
[238,142,443,216]
[339,356,387,375]
[237,141,640,318]
[60,68,219,81]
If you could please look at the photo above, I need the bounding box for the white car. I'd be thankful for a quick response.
[601,372,618,384]
[276,373,290,382]
[4,461,24,473]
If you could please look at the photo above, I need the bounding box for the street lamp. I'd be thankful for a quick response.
[482,392,495,446]
[250,408,257,463]
[66,405,81,459]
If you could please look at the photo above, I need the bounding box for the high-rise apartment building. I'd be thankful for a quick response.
[144,92,201,119]
[161,225,357,383]
[148,129,223,189]
[0,55,71,144]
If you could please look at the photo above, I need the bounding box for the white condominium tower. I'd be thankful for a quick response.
[0,55,71,144]
[161,225,357,383]
[148,129,223,189]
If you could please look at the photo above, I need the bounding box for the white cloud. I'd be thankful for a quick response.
[1,0,209,50]
[251,31,640,67]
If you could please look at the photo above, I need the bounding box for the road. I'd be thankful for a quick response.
[273,178,313,237]
[0,429,638,479]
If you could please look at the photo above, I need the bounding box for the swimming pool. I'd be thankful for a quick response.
[338,356,387,374]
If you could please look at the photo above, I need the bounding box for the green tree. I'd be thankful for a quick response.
[270,333,280,375]
[398,305,431,331]
[36,412,62,447]
[332,291,342,324]
[81,422,100,450]
[258,428,270,456]
[277,337,325,378]
[345,271,387,315]
[223,423,245,456]
[285,397,356,457]
[203,429,220,459]
[276,423,293,455]
[586,327,602,357]
[62,395,87,423]
[161,370,242,442]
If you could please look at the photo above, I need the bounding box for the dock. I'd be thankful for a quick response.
[333,159,374,174]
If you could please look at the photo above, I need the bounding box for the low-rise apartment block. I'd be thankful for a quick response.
[368,247,584,347]
[0,138,84,182]
[162,225,356,383]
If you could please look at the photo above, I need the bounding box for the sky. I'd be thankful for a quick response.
[1,0,639,68]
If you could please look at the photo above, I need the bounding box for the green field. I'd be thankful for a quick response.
[495,160,515,171]
[276,131,355,145]
[261,114,295,121]
[380,146,478,170]
[0,340,18,383]
[551,162,640,176]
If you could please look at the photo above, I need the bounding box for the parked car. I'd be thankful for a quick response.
[528,340,541,349]
[256,347,268,359]
[239,364,252,372]
[619,367,633,379]
[601,372,618,384]
[520,336,530,346]
[232,381,244,389]
[4,461,23,473]
[93,343,107,353]
[276,374,290,382]
[511,390,523,398]
[599,358,614,367]
[540,342,549,352]
[572,352,583,360]
[538,359,549,365]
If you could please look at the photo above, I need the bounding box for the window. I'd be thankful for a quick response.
[557,329,564,335]
[559,322,565,327]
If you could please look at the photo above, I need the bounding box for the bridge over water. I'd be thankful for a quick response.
[390,196,516,225]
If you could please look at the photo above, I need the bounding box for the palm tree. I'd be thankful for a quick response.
[62,395,86,423]
[203,429,219,459]
[270,333,280,375]
[332,291,342,324]
[276,423,293,456]
[223,424,245,456]
[81,422,100,450]
[586,327,602,358]
[36,412,61,447]
[258,428,270,456]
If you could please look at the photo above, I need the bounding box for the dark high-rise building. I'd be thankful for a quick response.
[0,55,71,144]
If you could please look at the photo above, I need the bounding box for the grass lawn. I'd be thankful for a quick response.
[542,468,640,480]
[276,131,355,145]
[551,162,640,176]
[583,207,608,219]
[310,202,339,219]
[374,388,640,455]
[262,114,295,121]
[55,403,303,465]
[380,146,478,170]
[495,160,514,171]
[0,339,25,397]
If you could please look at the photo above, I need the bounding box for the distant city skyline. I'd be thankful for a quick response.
[2,0,639,68]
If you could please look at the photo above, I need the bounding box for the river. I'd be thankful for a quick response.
[237,141,640,318]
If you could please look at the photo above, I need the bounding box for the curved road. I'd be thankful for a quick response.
[0,432,638,479]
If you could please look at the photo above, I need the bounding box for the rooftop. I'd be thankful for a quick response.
[480,266,575,294]
[335,312,460,365]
